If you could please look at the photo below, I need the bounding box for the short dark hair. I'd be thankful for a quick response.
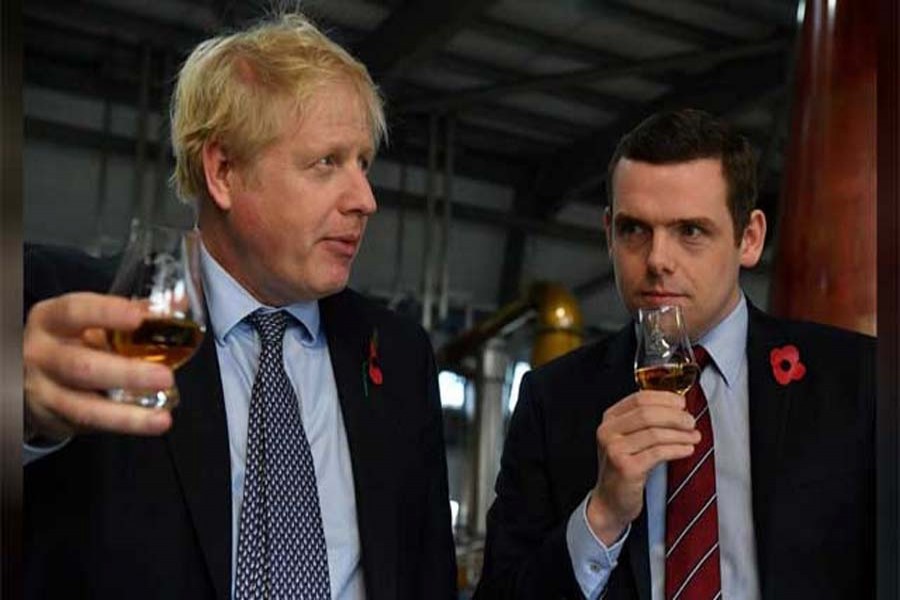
[606,108,758,240]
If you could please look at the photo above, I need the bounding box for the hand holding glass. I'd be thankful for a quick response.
[634,305,698,395]
[107,223,206,409]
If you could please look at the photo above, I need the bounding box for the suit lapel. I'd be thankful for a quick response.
[320,292,399,600]
[168,331,233,600]
[745,304,795,593]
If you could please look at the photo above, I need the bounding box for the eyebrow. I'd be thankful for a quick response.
[613,212,718,230]
[295,141,376,162]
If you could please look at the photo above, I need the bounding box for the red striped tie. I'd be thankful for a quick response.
[665,345,721,600]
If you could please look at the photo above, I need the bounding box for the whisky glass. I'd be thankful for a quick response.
[106,222,206,409]
[634,305,698,395]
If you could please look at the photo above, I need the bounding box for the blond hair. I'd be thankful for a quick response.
[170,13,386,203]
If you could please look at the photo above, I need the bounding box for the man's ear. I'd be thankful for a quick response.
[201,140,237,211]
[739,209,767,268]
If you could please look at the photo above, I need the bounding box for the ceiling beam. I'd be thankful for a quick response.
[378,140,530,189]
[457,105,582,143]
[354,0,499,81]
[388,111,557,159]
[394,81,585,141]
[424,53,637,114]
[24,1,207,51]
[606,0,780,40]
[396,38,788,114]
[23,55,533,189]
[694,0,798,28]
[471,15,645,67]
[580,1,744,48]
[23,30,539,189]
[25,47,168,109]
[530,48,791,211]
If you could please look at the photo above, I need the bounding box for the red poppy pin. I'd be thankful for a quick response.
[770,344,806,386]
[362,328,383,397]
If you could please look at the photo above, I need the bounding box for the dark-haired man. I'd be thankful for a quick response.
[475,108,874,600]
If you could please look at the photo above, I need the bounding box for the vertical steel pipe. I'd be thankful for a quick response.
[439,115,455,323]
[421,113,439,331]
[470,338,508,536]
[390,159,408,302]
[152,51,172,221]
[132,42,152,225]
[88,36,115,255]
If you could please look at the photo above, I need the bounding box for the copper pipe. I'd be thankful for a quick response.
[770,0,876,334]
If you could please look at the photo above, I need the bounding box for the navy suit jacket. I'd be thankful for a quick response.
[475,304,874,600]
[24,244,458,600]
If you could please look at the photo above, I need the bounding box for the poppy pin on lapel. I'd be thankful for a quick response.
[770,344,806,386]
[362,328,383,398]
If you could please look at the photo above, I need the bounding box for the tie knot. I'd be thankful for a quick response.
[692,344,712,369]
[249,309,291,347]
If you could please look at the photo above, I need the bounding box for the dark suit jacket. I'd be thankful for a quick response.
[475,303,874,600]
[24,244,458,600]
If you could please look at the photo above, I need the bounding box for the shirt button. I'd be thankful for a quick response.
[589,563,600,573]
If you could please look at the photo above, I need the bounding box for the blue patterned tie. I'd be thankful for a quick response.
[235,309,331,599]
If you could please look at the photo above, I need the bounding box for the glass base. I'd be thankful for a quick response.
[108,386,180,410]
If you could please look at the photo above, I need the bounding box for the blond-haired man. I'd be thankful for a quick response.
[24,14,456,600]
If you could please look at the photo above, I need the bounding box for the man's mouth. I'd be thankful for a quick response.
[322,234,361,258]
[639,290,686,305]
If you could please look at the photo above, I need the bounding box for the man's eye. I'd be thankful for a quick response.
[680,224,704,238]
[358,156,371,172]
[617,222,645,237]
[317,155,336,167]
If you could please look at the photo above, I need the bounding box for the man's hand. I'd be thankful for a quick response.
[24,292,175,441]
[586,391,700,544]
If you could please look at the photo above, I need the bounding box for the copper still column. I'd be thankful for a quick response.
[770,0,877,334]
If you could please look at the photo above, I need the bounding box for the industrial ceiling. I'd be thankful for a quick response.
[22,0,801,340]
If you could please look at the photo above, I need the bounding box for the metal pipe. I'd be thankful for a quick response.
[421,113,439,331]
[132,42,152,225]
[438,115,455,322]
[152,51,172,221]
[436,281,583,369]
[470,338,508,536]
[91,95,113,255]
[88,36,115,256]
[390,158,408,301]
[436,294,533,368]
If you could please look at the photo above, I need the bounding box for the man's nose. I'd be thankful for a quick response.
[344,167,377,216]
[646,232,675,274]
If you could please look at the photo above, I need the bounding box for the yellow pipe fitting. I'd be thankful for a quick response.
[530,282,583,368]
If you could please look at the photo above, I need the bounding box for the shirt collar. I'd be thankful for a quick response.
[199,242,320,345]
[695,293,748,388]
